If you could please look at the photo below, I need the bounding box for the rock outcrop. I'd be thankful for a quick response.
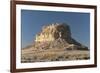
[21,23,89,63]
[34,23,88,50]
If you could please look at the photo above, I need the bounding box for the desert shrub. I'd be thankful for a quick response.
[65,56,69,59]
[83,57,90,59]
[58,56,64,59]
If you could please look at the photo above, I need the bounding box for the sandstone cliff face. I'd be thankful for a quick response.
[21,23,89,63]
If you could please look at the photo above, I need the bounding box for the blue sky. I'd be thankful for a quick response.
[21,9,90,48]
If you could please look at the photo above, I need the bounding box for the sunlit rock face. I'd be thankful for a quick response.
[35,23,71,42]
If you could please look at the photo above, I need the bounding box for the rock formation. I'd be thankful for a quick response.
[34,23,88,50]
[21,23,89,63]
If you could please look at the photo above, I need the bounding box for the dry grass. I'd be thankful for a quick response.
[21,49,90,63]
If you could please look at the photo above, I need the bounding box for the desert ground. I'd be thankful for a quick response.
[21,48,90,63]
